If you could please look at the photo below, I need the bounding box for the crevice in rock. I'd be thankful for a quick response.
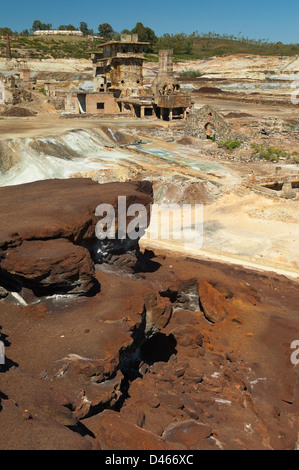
[134,249,161,273]
[78,316,177,431]
[0,356,19,373]
[140,333,177,365]
[0,391,8,412]
[67,421,96,439]
[30,277,101,298]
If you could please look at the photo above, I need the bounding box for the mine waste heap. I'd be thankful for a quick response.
[85,34,192,119]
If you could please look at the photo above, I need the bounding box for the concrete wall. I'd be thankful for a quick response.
[65,93,80,114]
[109,59,144,91]
[158,50,174,76]
[120,34,139,43]
[85,93,118,114]
[20,69,30,88]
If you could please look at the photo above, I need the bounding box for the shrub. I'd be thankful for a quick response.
[217,139,241,151]
[250,143,290,162]
[179,70,203,78]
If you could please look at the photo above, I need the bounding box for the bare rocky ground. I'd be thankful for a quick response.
[0,54,298,450]
[1,221,298,449]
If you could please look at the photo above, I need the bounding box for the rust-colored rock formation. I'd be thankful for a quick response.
[0,178,298,450]
[0,178,153,295]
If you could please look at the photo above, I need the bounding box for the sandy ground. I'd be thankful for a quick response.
[141,192,299,280]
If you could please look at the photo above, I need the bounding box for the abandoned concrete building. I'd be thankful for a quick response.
[67,34,192,119]
[0,67,33,106]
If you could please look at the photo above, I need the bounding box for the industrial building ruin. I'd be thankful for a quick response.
[0,62,33,106]
[185,104,239,140]
[67,34,192,119]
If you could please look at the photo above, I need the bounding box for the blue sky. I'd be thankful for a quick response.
[2,0,298,43]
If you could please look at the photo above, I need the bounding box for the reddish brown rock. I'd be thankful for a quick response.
[0,178,153,295]
[163,420,212,448]
[1,239,95,295]
[0,236,299,450]
[170,324,203,348]
[144,292,173,335]
[198,281,234,323]
[0,397,91,450]
[93,410,183,450]
[0,178,153,247]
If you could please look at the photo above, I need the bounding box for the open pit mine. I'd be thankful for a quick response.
[0,32,298,452]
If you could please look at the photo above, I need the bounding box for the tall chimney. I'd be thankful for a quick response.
[158,50,173,78]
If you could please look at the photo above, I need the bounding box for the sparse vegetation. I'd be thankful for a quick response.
[217,139,241,151]
[0,35,97,59]
[290,151,299,164]
[250,143,294,162]
[179,70,203,78]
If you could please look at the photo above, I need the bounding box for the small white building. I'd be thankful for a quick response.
[33,30,83,36]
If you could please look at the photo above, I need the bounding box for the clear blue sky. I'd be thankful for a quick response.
[2,0,299,43]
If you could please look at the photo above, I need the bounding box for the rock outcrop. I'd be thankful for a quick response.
[198,281,235,323]
[92,410,182,450]
[0,178,298,451]
[0,178,153,295]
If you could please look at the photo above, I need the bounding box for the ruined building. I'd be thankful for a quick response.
[185,104,238,140]
[68,34,192,119]
[0,62,33,106]
[152,50,191,120]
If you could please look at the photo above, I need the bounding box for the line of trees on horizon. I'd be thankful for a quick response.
[0,21,298,57]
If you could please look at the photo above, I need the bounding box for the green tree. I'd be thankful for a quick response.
[40,23,52,30]
[58,24,77,31]
[98,23,114,40]
[131,22,157,52]
[32,20,42,31]
[66,24,77,31]
[0,27,13,36]
[80,22,89,36]
[157,33,193,55]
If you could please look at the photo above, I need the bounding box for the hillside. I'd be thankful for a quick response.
[0,35,97,60]
[0,33,298,61]
[190,36,299,60]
